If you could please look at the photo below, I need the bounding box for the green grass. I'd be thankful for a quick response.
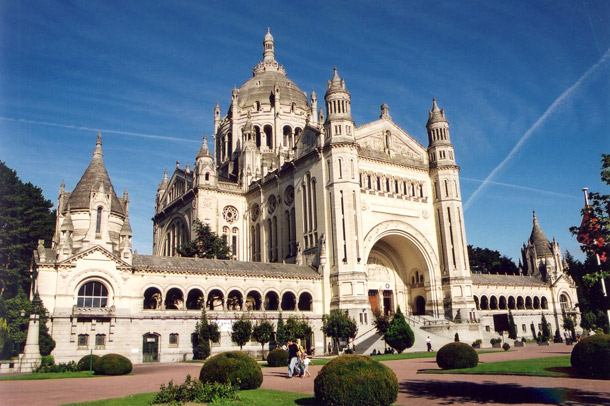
[422,355,572,377]
[0,371,99,381]
[61,389,318,406]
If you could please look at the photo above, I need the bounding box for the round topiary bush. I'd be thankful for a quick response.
[314,354,398,406]
[199,351,263,390]
[266,348,288,367]
[502,343,510,351]
[77,354,101,371]
[570,333,610,379]
[436,342,479,370]
[93,354,133,376]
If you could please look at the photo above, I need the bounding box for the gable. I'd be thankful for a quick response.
[58,245,131,270]
[356,119,427,164]
[295,125,321,160]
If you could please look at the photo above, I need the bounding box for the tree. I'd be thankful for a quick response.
[284,316,312,342]
[384,307,415,353]
[0,162,55,298]
[468,245,518,275]
[178,220,230,259]
[507,310,518,340]
[322,310,357,354]
[530,322,537,341]
[372,309,391,349]
[194,307,219,360]
[540,313,551,342]
[275,312,287,347]
[231,316,252,350]
[563,312,576,339]
[252,320,274,360]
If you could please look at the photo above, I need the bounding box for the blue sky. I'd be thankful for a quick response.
[1,1,608,263]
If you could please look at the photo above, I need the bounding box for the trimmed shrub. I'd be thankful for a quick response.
[436,342,479,370]
[93,353,133,376]
[314,354,398,406]
[77,354,101,371]
[152,374,238,405]
[502,342,510,351]
[266,348,288,367]
[199,351,262,390]
[570,334,610,379]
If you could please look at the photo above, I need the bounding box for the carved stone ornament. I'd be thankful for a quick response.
[284,185,294,206]
[222,205,239,223]
[251,204,260,222]
[267,195,277,214]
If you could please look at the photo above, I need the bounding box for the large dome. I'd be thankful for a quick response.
[236,29,308,111]
[237,71,308,110]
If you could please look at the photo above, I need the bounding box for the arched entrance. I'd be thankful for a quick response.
[365,230,436,317]
[143,333,159,362]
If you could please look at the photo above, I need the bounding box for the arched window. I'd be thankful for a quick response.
[281,292,296,311]
[480,295,489,310]
[77,281,108,308]
[490,296,498,310]
[525,296,533,310]
[541,296,549,309]
[206,289,224,311]
[165,288,184,310]
[227,290,243,311]
[499,296,507,310]
[186,289,204,310]
[95,207,103,234]
[473,295,480,310]
[298,292,313,311]
[143,287,162,309]
[508,296,516,310]
[559,294,570,311]
[533,296,540,309]
[517,296,525,309]
[246,291,262,311]
[264,291,279,311]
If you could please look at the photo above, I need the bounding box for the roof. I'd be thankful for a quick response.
[66,135,124,216]
[529,211,552,256]
[237,70,308,110]
[132,254,322,280]
[471,273,547,286]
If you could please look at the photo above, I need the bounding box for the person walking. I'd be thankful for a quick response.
[426,336,432,352]
[287,340,300,378]
[302,354,312,378]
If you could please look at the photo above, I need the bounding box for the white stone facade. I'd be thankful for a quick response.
[33,30,579,364]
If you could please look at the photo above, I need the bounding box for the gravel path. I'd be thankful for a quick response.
[1,343,609,406]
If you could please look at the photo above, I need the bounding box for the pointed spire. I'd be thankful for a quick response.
[197,134,212,158]
[93,133,103,159]
[60,207,74,231]
[263,27,275,63]
[120,214,133,236]
[159,169,169,190]
[529,210,552,256]
[427,98,448,125]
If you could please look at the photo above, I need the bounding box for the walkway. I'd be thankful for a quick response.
[1,344,609,405]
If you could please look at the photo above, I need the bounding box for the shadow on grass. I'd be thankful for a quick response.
[294,397,321,405]
[399,380,610,405]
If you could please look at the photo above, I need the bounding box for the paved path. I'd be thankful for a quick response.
[1,344,609,405]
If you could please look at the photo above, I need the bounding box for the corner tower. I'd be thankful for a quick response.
[427,99,474,320]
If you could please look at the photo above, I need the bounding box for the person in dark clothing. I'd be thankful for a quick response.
[287,340,301,378]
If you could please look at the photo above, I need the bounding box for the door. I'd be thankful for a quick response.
[143,333,159,362]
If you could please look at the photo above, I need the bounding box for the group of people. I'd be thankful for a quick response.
[286,339,311,378]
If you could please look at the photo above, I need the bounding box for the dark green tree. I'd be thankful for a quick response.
[194,307,219,360]
[0,162,55,298]
[384,307,415,353]
[468,245,518,275]
[252,319,274,360]
[540,313,551,342]
[231,316,252,350]
[275,312,287,347]
[321,310,357,354]
[372,309,391,349]
[507,310,518,340]
[562,312,576,339]
[284,316,312,342]
[530,322,537,341]
[178,220,230,259]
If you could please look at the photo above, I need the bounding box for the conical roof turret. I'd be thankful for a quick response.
[197,134,212,158]
[427,98,448,126]
[529,211,552,256]
[66,134,124,216]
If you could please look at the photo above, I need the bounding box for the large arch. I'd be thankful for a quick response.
[363,223,441,317]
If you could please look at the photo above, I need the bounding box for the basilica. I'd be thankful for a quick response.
[34,30,579,364]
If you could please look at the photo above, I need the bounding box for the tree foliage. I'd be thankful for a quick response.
[468,245,518,275]
[194,307,220,360]
[0,162,55,298]
[540,313,551,342]
[284,316,312,341]
[251,319,274,360]
[384,307,415,353]
[178,220,230,259]
[322,310,357,353]
[231,316,252,350]
[275,312,287,347]
[507,310,518,340]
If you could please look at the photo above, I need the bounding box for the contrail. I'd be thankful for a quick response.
[0,117,201,144]
[461,177,576,199]
[464,47,610,211]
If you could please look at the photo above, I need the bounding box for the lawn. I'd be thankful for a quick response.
[422,355,572,377]
[61,389,318,406]
[0,371,99,381]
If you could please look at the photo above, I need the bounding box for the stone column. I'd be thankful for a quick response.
[20,313,42,372]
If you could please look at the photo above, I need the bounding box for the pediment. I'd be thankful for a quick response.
[58,245,131,269]
[356,119,426,163]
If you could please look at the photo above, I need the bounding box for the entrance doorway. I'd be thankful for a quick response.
[383,290,394,316]
[414,296,426,315]
[143,333,159,362]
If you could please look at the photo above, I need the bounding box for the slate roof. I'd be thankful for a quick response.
[132,254,322,280]
[66,135,124,216]
[529,211,552,256]
[471,273,547,286]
